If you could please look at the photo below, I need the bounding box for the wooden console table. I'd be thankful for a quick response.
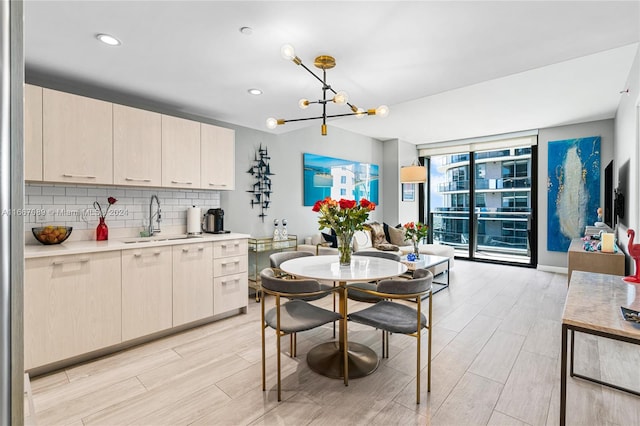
[560,271,640,425]
[567,238,625,284]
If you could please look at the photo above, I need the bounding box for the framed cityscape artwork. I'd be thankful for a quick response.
[402,183,415,201]
[303,153,379,206]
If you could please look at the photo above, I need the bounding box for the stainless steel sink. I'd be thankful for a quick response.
[122,234,203,244]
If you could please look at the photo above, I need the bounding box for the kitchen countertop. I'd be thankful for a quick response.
[24,232,251,259]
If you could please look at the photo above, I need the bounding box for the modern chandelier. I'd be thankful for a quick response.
[266,44,389,136]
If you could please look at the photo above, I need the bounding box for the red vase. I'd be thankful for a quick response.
[96,217,108,241]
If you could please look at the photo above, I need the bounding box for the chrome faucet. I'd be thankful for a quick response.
[149,195,161,236]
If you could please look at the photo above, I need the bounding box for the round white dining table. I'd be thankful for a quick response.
[279,255,407,380]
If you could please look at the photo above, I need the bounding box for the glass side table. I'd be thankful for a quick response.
[248,235,297,302]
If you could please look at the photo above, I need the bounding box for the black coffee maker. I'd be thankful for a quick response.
[203,208,229,234]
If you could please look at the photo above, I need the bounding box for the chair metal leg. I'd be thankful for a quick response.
[290,333,294,357]
[333,282,337,338]
[385,331,390,358]
[293,333,297,357]
[343,290,349,386]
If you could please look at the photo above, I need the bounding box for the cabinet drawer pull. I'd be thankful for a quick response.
[134,251,161,257]
[62,173,96,179]
[208,183,227,187]
[221,242,240,249]
[222,278,240,285]
[171,180,193,185]
[182,246,204,253]
[52,257,89,266]
[125,177,152,182]
[222,260,240,267]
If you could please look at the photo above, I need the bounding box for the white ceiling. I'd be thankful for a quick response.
[24,1,640,145]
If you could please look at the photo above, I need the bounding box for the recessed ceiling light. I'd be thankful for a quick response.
[239,26,253,35]
[96,33,121,46]
[248,88,262,95]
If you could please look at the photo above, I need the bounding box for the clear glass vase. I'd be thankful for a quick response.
[337,231,354,266]
[413,239,420,259]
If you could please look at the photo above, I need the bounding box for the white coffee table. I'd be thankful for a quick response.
[401,254,450,294]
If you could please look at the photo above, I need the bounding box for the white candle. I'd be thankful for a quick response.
[601,233,615,253]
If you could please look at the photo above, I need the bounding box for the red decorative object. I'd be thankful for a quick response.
[96,217,108,241]
[624,228,640,283]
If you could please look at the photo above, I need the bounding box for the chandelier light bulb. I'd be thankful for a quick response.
[355,108,366,119]
[298,98,310,109]
[281,44,296,61]
[376,105,390,118]
[333,91,348,105]
[266,117,278,129]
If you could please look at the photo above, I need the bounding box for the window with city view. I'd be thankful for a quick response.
[429,145,534,264]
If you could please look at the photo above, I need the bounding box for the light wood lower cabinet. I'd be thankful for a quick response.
[172,242,214,326]
[213,243,248,315]
[214,273,248,315]
[121,246,173,341]
[24,238,248,370]
[24,251,122,370]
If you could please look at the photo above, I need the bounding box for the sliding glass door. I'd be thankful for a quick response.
[428,144,536,266]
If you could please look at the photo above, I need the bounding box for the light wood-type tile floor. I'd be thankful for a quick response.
[27,260,640,425]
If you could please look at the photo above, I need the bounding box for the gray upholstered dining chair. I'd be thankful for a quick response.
[347,250,402,303]
[347,268,433,404]
[260,268,345,401]
[269,251,314,277]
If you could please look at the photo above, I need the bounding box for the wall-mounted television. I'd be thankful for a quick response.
[604,160,613,227]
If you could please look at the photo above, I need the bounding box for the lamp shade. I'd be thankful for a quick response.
[400,165,427,183]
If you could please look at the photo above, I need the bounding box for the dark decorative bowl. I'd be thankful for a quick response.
[32,226,73,245]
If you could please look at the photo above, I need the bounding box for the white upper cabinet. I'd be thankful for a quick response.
[161,115,201,188]
[201,123,235,190]
[42,88,113,184]
[24,84,43,181]
[113,104,162,187]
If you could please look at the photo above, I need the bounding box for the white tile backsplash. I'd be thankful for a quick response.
[25,183,220,240]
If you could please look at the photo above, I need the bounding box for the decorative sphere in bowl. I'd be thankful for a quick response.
[32,226,73,245]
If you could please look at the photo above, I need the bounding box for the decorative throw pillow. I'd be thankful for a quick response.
[383,223,392,243]
[387,226,407,246]
[321,232,338,248]
[368,222,388,247]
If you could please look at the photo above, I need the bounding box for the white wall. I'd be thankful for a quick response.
[220,124,385,241]
[537,119,615,269]
[398,140,421,225]
[382,139,400,224]
[613,44,640,274]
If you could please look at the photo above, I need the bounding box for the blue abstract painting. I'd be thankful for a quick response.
[547,136,600,252]
[303,153,379,206]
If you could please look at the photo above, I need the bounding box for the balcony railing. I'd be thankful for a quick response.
[438,176,530,192]
[430,209,531,256]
